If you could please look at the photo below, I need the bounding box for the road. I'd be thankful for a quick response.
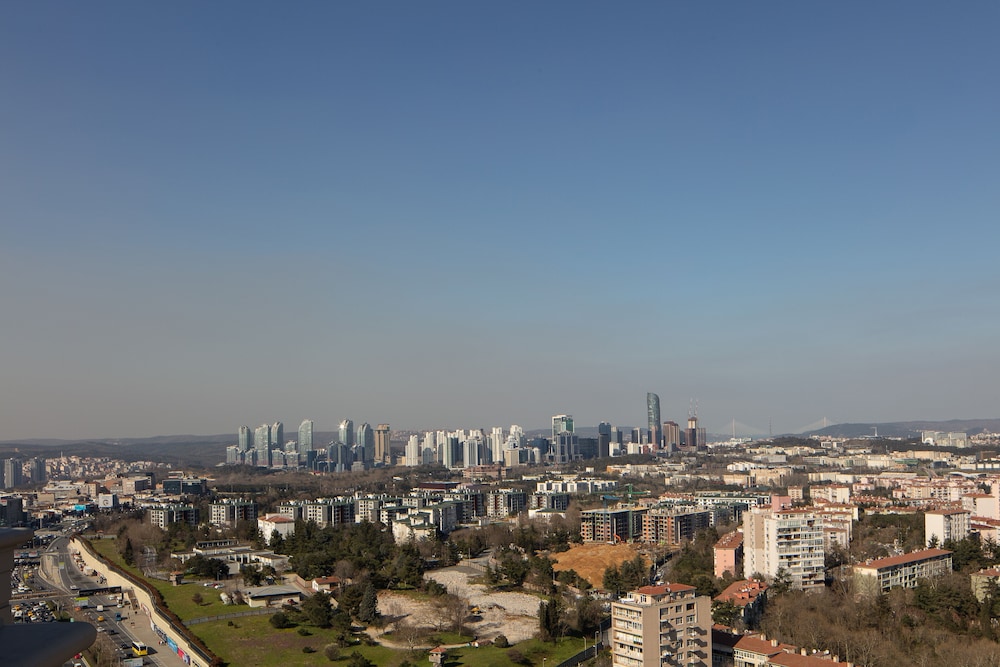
[39,535,185,667]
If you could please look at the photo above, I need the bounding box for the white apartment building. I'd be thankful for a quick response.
[925,508,971,546]
[743,508,825,592]
[853,548,953,595]
[610,583,712,667]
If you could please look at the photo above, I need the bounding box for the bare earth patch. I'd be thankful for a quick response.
[377,566,540,644]
[550,543,645,588]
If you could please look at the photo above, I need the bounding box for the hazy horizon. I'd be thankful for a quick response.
[3,3,998,441]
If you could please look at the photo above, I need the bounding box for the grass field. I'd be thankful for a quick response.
[89,537,234,621]
[87,537,594,666]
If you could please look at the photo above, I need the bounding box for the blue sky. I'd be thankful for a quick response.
[2,2,998,440]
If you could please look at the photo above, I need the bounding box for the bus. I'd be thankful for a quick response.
[131,641,148,656]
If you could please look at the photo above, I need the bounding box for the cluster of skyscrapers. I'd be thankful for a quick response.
[225,419,391,472]
[1,457,46,490]
[224,394,704,471]
[644,392,706,454]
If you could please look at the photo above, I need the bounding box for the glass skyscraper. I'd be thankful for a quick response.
[647,393,661,448]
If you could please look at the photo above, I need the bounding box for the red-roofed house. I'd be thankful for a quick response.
[715,579,769,629]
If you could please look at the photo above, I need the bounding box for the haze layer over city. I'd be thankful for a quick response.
[2,3,998,441]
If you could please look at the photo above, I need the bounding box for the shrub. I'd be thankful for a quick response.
[303,646,316,653]
[324,644,341,661]
[297,627,312,636]
[507,648,527,664]
[270,611,292,629]
[494,634,509,648]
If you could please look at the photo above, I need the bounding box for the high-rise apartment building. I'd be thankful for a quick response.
[238,425,253,451]
[357,423,374,462]
[254,424,271,467]
[375,424,391,464]
[610,583,712,667]
[339,419,355,447]
[647,393,661,448]
[271,421,284,449]
[28,457,46,484]
[743,508,825,592]
[2,459,22,489]
[405,434,420,466]
[298,420,314,454]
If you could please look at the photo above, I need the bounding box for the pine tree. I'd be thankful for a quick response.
[123,538,135,566]
[358,583,378,624]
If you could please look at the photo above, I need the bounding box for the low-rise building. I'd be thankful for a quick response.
[258,513,296,541]
[714,579,768,630]
[148,505,199,529]
[852,548,953,595]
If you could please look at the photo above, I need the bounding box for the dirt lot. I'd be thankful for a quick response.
[550,543,645,588]
[377,565,541,644]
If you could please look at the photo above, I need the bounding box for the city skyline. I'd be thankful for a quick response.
[3,3,999,440]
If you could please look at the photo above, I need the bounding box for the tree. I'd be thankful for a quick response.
[346,651,374,667]
[123,538,135,566]
[302,591,334,628]
[358,583,379,624]
[712,599,742,628]
[323,644,341,661]
[191,592,203,606]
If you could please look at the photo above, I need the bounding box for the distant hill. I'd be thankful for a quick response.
[802,419,1000,439]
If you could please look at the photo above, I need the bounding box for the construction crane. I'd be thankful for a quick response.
[623,484,650,503]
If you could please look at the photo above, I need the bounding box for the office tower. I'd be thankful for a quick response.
[598,422,612,458]
[663,421,680,452]
[2,459,22,489]
[271,421,284,449]
[254,424,271,467]
[357,422,374,462]
[552,414,574,439]
[375,424,391,463]
[238,425,253,451]
[647,393,661,448]
[339,419,355,447]
[631,427,642,444]
[405,435,420,466]
[298,420,314,454]
[743,508,825,592]
[510,424,524,447]
[610,583,712,666]
[686,416,699,451]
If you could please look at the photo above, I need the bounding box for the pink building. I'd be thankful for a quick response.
[714,530,744,579]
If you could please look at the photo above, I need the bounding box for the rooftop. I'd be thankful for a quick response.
[715,530,743,550]
[855,548,953,571]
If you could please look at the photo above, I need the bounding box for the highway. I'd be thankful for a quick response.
[39,534,183,667]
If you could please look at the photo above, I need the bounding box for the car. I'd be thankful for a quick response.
[97,615,104,622]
